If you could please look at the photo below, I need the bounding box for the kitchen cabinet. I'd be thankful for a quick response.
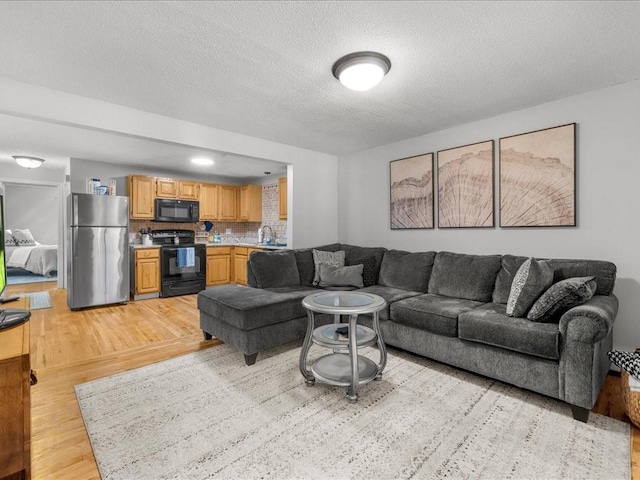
[178,180,199,200]
[199,183,219,221]
[238,185,262,222]
[234,246,262,285]
[278,176,287,220]
[133,248,161,297]
[206,246,232,286]
[219,185,238,221]
[0,296,31,480]
[128,175,155,219]
[156,178,178,198]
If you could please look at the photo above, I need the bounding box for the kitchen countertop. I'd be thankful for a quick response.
[130,243,288,250]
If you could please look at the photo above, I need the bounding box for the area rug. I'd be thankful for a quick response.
[14,291,52,309]
[75,344,630,480]
[7,268,57,285]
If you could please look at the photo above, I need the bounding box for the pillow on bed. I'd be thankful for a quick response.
[12,228,36,246]
[4,229,17,246]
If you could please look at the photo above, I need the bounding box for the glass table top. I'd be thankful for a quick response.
[313,292,375,308]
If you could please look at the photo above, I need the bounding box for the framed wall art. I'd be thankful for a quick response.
[499,123,576,227]
[390,153,434,229]
[437,140,494,228]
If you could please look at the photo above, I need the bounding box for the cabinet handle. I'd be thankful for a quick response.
[30,369,38,386]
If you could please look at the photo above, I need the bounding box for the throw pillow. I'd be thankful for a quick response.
[4,229,16,246]
[346,256,376,287]
[608,350,640,380]
[312,249,345,286]
[318,263,364,288]
[12,228,36,246]
[506,258,554,317]
[527,276,597,323]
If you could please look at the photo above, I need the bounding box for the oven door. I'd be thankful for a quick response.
[160,245,205,295]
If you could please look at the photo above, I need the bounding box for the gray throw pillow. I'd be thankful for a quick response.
[527,276,597,323]
[12,228,36,246]
[506,258,554,317]
[312,249,345,285]
[318,263,364,288]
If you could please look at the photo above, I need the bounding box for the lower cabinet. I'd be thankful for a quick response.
[206,247,232,286]
[233,247,262,285]
[131,247,161,299]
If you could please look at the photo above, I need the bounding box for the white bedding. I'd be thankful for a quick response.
[7,244,58,277]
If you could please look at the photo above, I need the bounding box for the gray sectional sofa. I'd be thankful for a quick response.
[197,243,618,422]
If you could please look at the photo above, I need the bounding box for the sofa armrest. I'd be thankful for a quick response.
[558,294,618,344]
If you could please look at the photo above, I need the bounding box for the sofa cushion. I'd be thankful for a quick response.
[458,303,560,360]
[493,255,617,303]
[391,294,485,337]
[249,250,301,288]
[318,263,364,288]
[527,276,597,323]
[428,251,502,302]
[378,250,436,293]
[346,256,376,287]
[198,284,317,331]
[356,285,423,321]
[312,249,345,285]
[506,258,554,317]
[294,244,342,287]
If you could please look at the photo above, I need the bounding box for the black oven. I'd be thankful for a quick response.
[152,230,206,297]
[154,199,199,223]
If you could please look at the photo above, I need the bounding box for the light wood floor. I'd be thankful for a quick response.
[5,281,638,479]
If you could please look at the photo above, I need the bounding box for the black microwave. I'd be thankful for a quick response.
[154,199,199,223]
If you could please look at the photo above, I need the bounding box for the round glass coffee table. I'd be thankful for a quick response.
[299,291,387,402]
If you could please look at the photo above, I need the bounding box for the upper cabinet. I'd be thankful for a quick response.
[199,183,219,221]
[219,185,238,221]
[156,178,178,198]
[239,185,262,222]
[178,180,199,200]
[129,175,155,219]
[278,176,287,220]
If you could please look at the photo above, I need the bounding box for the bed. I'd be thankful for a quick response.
[5,228,58,277]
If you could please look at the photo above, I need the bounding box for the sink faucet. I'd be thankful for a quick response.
[260,225,274,244]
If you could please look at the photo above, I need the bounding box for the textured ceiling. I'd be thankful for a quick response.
[0,1,640,168]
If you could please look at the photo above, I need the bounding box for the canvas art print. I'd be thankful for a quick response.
[390,153,434,229]
[499,123,576,227]
[437,140,494,228]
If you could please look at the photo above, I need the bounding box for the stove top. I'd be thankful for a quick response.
[152,229,196,246]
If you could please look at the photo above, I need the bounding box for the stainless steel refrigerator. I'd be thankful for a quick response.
[67,193,129,310]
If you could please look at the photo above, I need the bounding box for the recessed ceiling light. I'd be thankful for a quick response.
[191,157,214,166]
[332,51,391,91]
[13,155,45,169]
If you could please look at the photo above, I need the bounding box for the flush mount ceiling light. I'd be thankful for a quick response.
[332,51,391,91]
[13,156,45,169]
[191,157,214,166]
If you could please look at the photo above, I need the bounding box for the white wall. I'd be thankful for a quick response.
[338,78,640,352]
[5,183,59,245]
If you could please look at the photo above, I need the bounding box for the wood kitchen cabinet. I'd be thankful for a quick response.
[219,185,238,221]
[206,246,232,286]
[278,176,287,220]
[0,297,32,480]
[233,246,262,285]
[156,177,178,198]
[128,175,155,219]
[238,185,262,222]
[178,180,199,200]
[133,248,161,297]
[199,183,219,221]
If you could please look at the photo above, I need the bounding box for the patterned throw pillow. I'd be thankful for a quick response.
[346,256,376,287]
[608,350,640,380]
[506,258,554,317]
[12,228,36,246]
[4,229,17,246]
[312,249,345,286]
[318,263,364,288]
[527,276,597,323]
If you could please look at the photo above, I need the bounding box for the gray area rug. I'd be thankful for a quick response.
[75,344,630,480]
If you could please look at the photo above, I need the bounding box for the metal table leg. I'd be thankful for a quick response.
[298,310,316,385]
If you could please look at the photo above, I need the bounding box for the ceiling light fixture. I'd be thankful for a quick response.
[191,157,214,166]
[332,51,391,91]
[13,156,45,169]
